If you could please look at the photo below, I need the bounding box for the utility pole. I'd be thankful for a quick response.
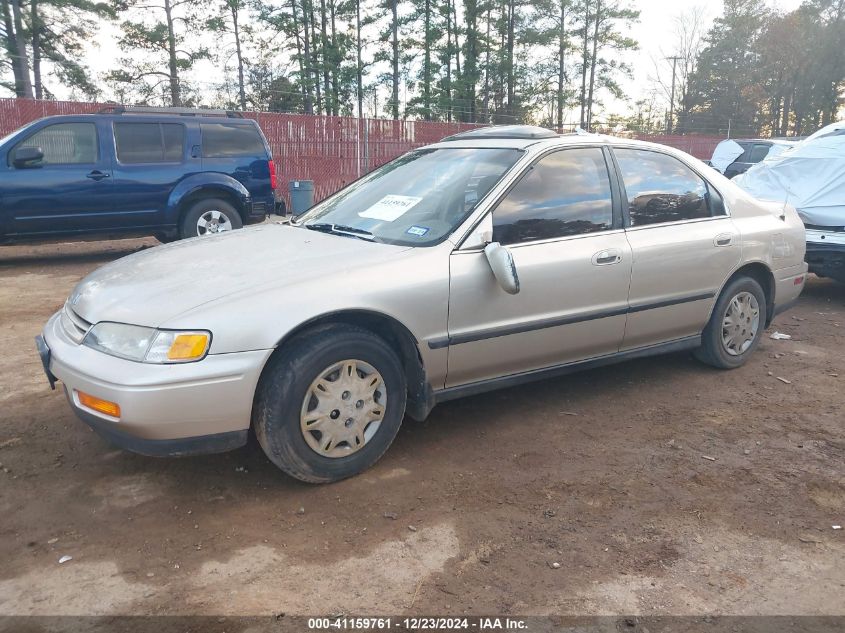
[666,56,681,134]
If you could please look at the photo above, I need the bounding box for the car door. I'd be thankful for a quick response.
[3,120,115,235]
[445,146,633,388]
[111,120,187,228]
[611,147,741,351]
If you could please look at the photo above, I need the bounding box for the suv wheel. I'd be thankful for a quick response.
[695,276,767,369]
[253,325,407,483]
[181,198,243,239]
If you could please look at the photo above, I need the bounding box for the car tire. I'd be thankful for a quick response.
[180,198,243,239]
[253,324,407,483]
[694,276,767,369]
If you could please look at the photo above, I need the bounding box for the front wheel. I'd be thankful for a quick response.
[253,325,407,483]
[695,276,767,369]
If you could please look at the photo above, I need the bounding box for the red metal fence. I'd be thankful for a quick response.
[0,98,723,205]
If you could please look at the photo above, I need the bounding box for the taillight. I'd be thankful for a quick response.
[268,160,277,190]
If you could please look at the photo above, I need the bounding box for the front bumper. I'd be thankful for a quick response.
[41,311,273,455]
[805,229,845,281]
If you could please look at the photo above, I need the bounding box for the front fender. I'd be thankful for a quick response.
[166,173,251,218]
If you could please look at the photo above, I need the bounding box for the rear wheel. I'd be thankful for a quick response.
[180,198,242,239]
[695,276,767,369]
[253,325,407,483]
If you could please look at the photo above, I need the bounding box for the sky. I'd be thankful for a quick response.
[62,0,806,120]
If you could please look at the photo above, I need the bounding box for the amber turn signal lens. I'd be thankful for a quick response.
[166,333,209,361]
[75,390,121,418]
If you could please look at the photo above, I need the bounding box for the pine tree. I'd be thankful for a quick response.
[107,0,211,106]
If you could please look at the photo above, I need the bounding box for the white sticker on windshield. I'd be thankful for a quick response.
[359,195,422,221]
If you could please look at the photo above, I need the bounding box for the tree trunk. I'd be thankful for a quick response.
[586,0,600,130]
[390,0,399,119]
[579,0,589,128]
[452,0,462,100]
[356,0,363,119]
[309,0,322,114]
[423,0,432,120]
[556,0,566,129]
[482,5,490,120]
[464,0,478,122]
[330,0,338,114]
[780,86,792,136]
[1,0,23,97]
[445,0,452,121]
[505,0,515,118]
[292,0,312,113]
[163,0,181,106]
[10,0,34,98]
[31,0,44,99]
[319,0,330,115]
[299,0,314,114]
[231,1,246,110]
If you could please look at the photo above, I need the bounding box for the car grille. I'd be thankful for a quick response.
[60,303,92,344]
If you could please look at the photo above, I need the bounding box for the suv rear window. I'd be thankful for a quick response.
[201,123,265,158]
[114,122,185,163]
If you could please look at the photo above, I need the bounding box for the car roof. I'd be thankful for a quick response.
[36,113,258,125]
[428,133,680,153]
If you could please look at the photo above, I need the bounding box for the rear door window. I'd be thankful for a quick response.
[15,122,98,165]
[614,148,720,227]
[114,122,185,163]
[201,123,265,157]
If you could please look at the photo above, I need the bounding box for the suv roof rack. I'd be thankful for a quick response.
[98,105,244,118]
[442,125,558,141]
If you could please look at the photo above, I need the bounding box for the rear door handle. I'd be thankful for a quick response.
[86,170,110,181]
[714,233,734,247]
[592,249,622,265]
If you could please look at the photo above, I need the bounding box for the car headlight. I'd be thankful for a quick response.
[83,322,211,364]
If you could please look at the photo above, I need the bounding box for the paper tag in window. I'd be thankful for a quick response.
[359,195,422,221]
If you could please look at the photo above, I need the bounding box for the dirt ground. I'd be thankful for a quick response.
[0,237,843,619]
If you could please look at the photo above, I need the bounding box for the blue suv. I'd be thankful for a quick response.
[0,106,277,243]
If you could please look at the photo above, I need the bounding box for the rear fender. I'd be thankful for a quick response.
[166,173,250,222]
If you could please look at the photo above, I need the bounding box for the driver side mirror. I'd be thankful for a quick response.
[12,146,44,168]
[484,241,520,295]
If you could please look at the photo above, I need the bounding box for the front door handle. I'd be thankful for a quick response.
[714,233,734,247]
[86,170,110,181]
[592,249,622,265]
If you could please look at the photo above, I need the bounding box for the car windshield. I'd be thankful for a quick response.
[296,147,523,246]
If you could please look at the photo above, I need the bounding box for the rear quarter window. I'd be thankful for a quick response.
[201,123,266,158]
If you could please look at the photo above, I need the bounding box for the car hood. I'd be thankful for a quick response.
[68,224,411,327]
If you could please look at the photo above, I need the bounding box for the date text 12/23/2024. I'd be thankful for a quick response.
[307,618,528,630]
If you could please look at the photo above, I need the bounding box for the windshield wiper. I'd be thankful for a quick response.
[305,222,376,241]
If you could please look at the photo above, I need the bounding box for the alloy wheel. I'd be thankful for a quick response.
[196,209,232,235]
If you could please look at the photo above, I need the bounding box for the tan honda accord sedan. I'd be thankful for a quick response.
[37,125,807,482]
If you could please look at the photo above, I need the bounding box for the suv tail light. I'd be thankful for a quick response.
[268,160,277,190]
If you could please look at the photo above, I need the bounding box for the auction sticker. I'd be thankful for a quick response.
[359,195,422,221]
